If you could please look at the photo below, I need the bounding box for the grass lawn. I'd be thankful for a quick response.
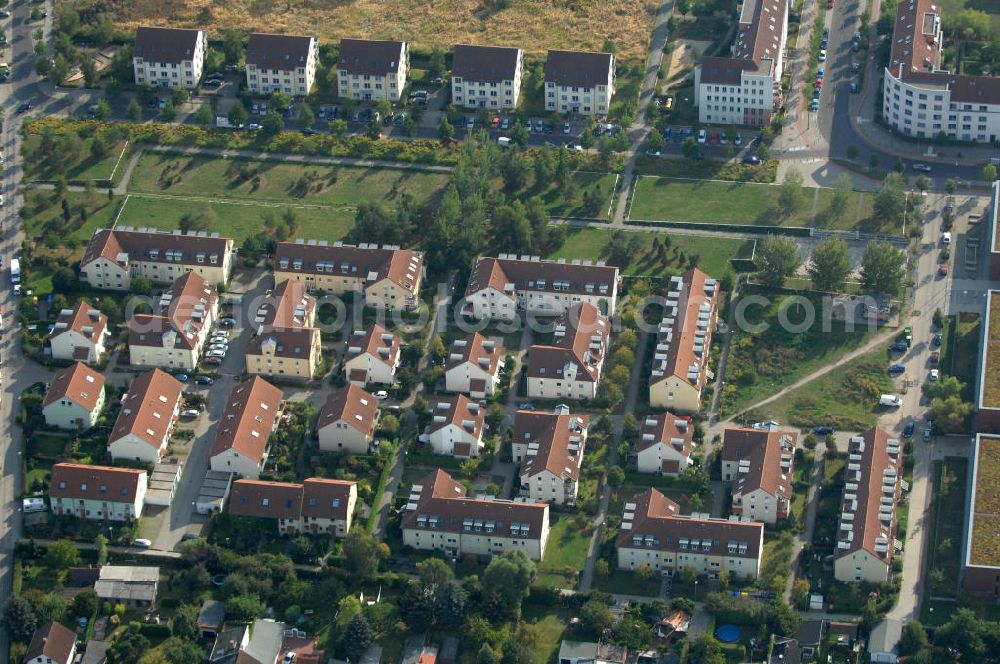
[720,293,880,416]
[750,349,894,430]
[522,602,573,664]
[542,172,618,219]
[940,311,981,400]
[924,460,967,602]
[629,177,873,230]
[550,226,753,279]
[592,566,661,597]
[536,515,593,588]
[22,135,129,183]
[755,533,794,594]
[128,152,450,208]
[116,194,355,245]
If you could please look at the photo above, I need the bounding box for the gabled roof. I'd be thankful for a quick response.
[426,394,485,439]
[274,242,423,293]
[465,255,619,300]
[452,44,522,82]
[247,32,315,69]
[722,428,796,498]
[699,56,762,85]
[246,327,318,360]
[49,463,144,503]
[48,300,107,343]
[887,0,941,77]
[617,488,764,558]
[637,413,693,456]
[237,619,285,664]
[401,469,548,538]
[650,268,719,389]
[129,272,217,351]
[82,228,231,270]
[109,369,183,449]
[337,39,407,76]
[732,0,787,64]
[515,408,589,482]
[544,50,614,88]
[134,26,202,65]
[259,279,316,330]
[346,324,400,368]
[210,377,284,463]
[317,384,379,436]
[445,332,502,377]
[43,362,105,413]
[25,622,76,664]
[526,302,609,382]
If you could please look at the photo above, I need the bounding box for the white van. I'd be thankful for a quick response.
[497,136,512,148]
[879,394,902,407]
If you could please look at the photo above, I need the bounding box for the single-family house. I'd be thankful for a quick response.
[316,384,380,454]
[635,413,693,475]
[209,376,284,479]
[47,301,110,363]
[24,622,77,664]
[344,325,400,387]
[444,332,503,398]
[108,369,183,464]
[42,362,106,430]
[424,395,486,458]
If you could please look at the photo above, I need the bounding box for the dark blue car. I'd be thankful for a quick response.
[933,333,943,347]
[902,423,915,437]
[889,341,908,352]
[812,426,833,435]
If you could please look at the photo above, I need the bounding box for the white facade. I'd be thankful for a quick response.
[210,448,267,480]
[465,282,618,322]
[337,40,409,102]
[246,35,319,97]
[51,476,148,522]
[109,431,170,465]
[428,422,483,458]
[445,359,501,397]
[544,52,615,116]
[636,440,692,475]
[695,65,780,126]
[451,46,524,110]
[883,72,1000,144]
[132,28,206,90]
[344,352,397,386]
[49,311,109,363]
[43,390,105,431]
[317,420,373,454]
[402,526,548,561]
[527,373,598,401]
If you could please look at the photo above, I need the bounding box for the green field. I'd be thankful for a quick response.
[540,172,618,220]
[22,136,130,183]
[749,349,894,430]
[128,152,451,207]
[550,226,752,279]
[117,195,355,245]
[536,516,593,588]
[629,177,875,230]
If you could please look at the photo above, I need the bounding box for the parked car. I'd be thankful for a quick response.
[181,409,201,418]
[888,364,906,375]
[174,373,189,382]
[912,163,932,172]
[889,341,909,352]
[929,369,940,381]
[734,134,742,146]
[932,333,943,347]
[812,426,834,435]
[562,122,571,134]
[500,116,510,130]
[903,422,915,437]
[697,128,707,144]
[194,376,214,385]
[942,232,952,244]
[818,50,827,62]
[132,539,152,549]
[207,350,226,359]
[519,402,535,410]
[374,390,389,399]
[219,318,236,327]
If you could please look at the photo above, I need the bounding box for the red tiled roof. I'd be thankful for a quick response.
[210,377,283,463]
[246,327,318,360]
[346,324,399,368]
[49,300,107,343]
[49,463,145,503]
[426,394,485,439]
[129,272,217,351]
[722,428,796,499]
[637,413,693,456]
[317,384,379,436]
[897,70,1000,105]
[526,302,609,382]
[43,362,105,412]
[514,408,589,482]
[229,478,355,524]
[109,369,183,449]
[445,332,502,376]
[888,0,942,77]
[732,0,787,64]
[650,268,719,389]
[81,228,231,269]
[699,57,761,85]
[465,256,618,300]
[25,622,76,664]
[260,280,315,329]
[275,242,423,293]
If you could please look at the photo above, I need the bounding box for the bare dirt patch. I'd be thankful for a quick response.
[91,0,660,60]
[667,39,712,80]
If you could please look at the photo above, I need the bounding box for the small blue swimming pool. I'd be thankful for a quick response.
[715,624,741,643]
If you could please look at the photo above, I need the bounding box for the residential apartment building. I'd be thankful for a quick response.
[635,413,694,475]
[451,44,524,109]
[25,622,77,664]
[132,26,206,90]
[246,280,321,381]
[513,406,588,506]
[616,488,765,581]
[988,183,1000,281]
[425,395,486,458]
[229,477,357,536]
[882,0,1000,143]
[694,0,787,125]
[80,228,234,291]
[246,32,319,97]
[344,325,400,387]
[464,254,620,322]
[49,463,148,522]
[526,302,609,401]
[544,50,615,116]
[337,38,408,102]
[108,369,183,464]
[316,384,380,454]
[721,428,796,524]
[274,241,424,309]
[47,301,109,363]
[42,362,106,431]
[209,377,284,479]
[977,290,1000,431]
[128,272,219,371]
[833,429,905,584]
[962,434,1000,598]
[649,269,720,413]
[401,469,550,560]
[444,332,503,398]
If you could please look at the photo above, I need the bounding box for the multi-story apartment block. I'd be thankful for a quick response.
[108,369,183,464]
[544,50,615,116]
[882,0,1000,143]
[526,302,609,401]
[649,269,720,413]
[444,332,503,398]
[209,377,284,479]
[635,413,694,475]
[42,362,106,431]
[49,463,148,522]
[616,488,765,580]
[47,301,109,363]
[128,272,219,371]
[246,32,319,97]
[833,428,905,584]
[401,469,550,560]
[344,325,400,387]
[513,406,588,506]
[229,477,357,536]
[316,384,380,454]
[962,434,1000,598]
[246,280,321,381]
[337,39,408,102]
[132,26,206,90]
[424,395,486,458]
[80,228,234,291]
[721,428,796,524]
[464,255,620,322]
[274,241,424,309]
[451,44,524,110]
[694,0,787,125]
